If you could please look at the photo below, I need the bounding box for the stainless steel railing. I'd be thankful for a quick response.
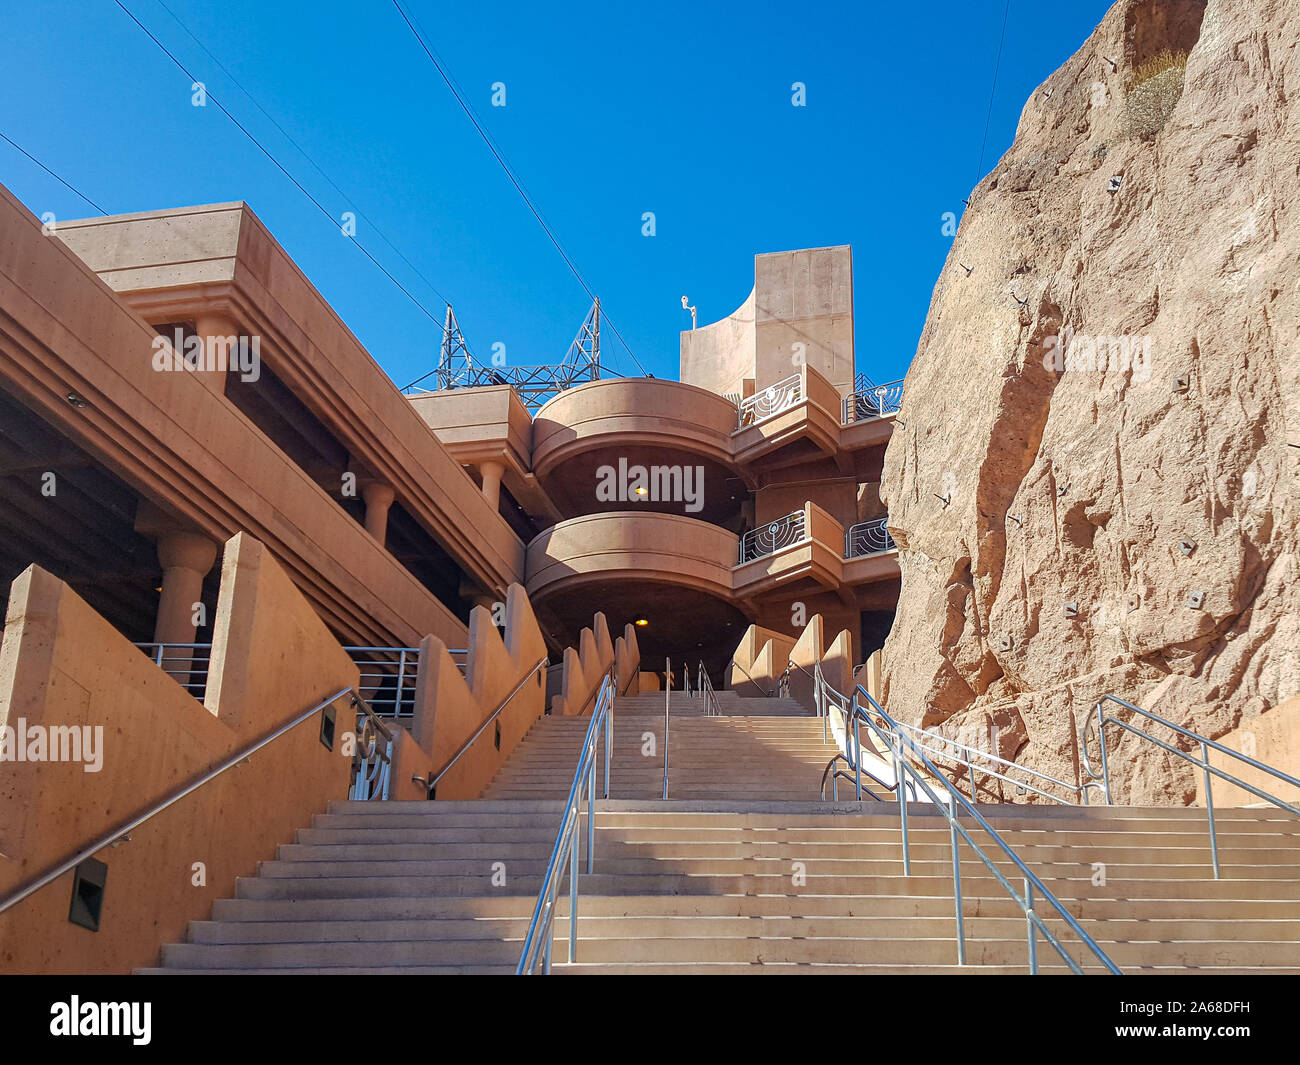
[415,655,549,798]
[1083,694,1300,878]
[825,678,1121,974]
[0,686,377,918]
[132,642,465,720]
[134,642,211,699]
[739,509,807,563]
[517,670,616,974]
[663,658,672,799]
[844,517,895,558]
[727,656,775,696]
[737,373,802,429]
[842,379,904,423]
[697,661,721,717]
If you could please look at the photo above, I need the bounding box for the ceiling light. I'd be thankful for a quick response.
[635,618,649,627]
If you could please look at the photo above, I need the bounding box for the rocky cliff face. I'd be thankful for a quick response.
[880,0,1300,804]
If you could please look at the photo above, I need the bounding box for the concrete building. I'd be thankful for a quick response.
[6,185,1292,977]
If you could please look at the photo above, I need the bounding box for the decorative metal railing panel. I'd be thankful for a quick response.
[739,509,807,563]
[349,697,395,801]
[842,379,904,423]
[844,517,895,558]
[737,373,802,429]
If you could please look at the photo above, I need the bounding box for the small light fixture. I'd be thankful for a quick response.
[65,392,89,408]
[635,618,649,628]
[634,486,648,497]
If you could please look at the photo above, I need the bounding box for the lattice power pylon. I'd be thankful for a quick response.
[403,300,604,412]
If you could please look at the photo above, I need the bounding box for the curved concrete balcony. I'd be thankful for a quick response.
[532,378,748,522]
[526,511,737,602]
[534,378,741,475]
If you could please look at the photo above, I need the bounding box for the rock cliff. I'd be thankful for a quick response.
[880,0,1300,803]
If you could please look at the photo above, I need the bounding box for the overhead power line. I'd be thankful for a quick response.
[973,0,1013,190]
[149,0,454,315]
[389,0,650,378]
[112,0,449,325]
[0,130,107,214]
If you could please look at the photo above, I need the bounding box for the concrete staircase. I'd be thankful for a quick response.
[481,690,842,801]
[141,692,1300,975]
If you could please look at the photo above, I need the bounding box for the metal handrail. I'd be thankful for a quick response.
[814,663,921,800]
[727,656,775,696]
[662,657,672,799]
[517,671,616,974]
[697,661,721,717]
[846,684,1120,974]
[1083,694,1300,878]
[0,686,360,918]
[418,654,549,796]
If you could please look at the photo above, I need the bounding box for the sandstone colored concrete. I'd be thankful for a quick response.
[0,536,358,974]
[880,0,1300,804]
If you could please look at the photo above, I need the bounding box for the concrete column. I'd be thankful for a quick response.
[154,530,219,684]
[193,311,240,375]
[361,481,396,544]
[478,460,505,510]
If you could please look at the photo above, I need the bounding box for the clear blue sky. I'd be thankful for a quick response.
[1,0,1113,388]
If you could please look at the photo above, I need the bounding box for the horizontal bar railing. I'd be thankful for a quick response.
[133,642,211,699]
[0,686,362,918]
[738,508,806,563]
[417,654,549,797]
[1083,694,1300,878]
[517,670,616,974]
[846,684,1121,974]
[737,373,801,429]
[842,378,904,424]
[844,517,896,558]
[342,646,424,719]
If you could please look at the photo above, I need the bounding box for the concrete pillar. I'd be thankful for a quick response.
[154,530,219,683]
[479,460,505,510]
[193,311,240,375]
[361,481,396,544]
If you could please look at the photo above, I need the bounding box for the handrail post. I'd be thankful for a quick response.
[852,696,862,800]
[1201,739,1221,879]
[1025,876,1037,974]
[603,699,612,800]
[949,787,966,965]
[396,648,407,715]
[1095,702,1113,803]
[663,656,671,800]
[569,820,579,962]
[586,757,597,875]
[896,747,911,875]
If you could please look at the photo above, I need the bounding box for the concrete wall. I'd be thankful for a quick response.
[0,185,471,650]
[409,583,550,800]
[1199,695,1300,808]
[754,246,854,394]
[0,534,359,974]
[680,288,756,398]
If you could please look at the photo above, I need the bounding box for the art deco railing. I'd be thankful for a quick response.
[737,373,802,429]
[842,378,904,423]
[738,509,807,563]
[844,516,895,558]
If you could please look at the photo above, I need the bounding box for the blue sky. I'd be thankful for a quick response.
[1,0,1113,388]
